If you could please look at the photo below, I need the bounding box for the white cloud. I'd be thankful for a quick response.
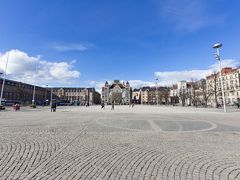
[88,59,240,91]
[53,43,94,52]
[89,80,156,93]
[0,49,80,86]
[209,59,239,70]
[155,70,210,86]
[128,80,155,89]
[89,80,105,92]
[155,59,240,86]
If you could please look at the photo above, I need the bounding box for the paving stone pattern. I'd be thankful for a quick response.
[0,105,240,180]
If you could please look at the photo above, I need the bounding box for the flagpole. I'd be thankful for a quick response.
[0,52,10,106]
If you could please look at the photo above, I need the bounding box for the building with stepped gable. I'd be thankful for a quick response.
[102,80,131,105]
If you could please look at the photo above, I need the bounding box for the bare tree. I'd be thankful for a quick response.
[207,72,219,108]
[111,92,122,104]
[190,79,210,107]
[157,87,169,105]
[163,88,170,104]
[199,79,211,107]
[190,79,198,106]
[179,88,187,106]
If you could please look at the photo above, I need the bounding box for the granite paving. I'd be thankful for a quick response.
[0,105,240,180]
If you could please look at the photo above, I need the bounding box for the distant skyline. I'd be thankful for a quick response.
[0,0,240,91]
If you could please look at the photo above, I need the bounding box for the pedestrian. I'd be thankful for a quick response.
[14,103,20,111]
[51,102,57,112]
[132,103,134,108]
[111,101,114,110]
[101,102,105,109]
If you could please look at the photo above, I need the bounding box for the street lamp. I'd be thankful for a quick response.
[155,78,159,105]
[213,43,227,112]
[50,87,53,108]
[45,84,48,106]
[32,61,37,105]
[0,52,10,107]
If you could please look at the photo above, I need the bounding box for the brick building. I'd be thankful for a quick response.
[52,87,101,105]
[0,78,46,105]
[140,86,169,104]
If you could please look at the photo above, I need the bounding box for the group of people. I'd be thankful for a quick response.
[101,101,115,110]
[101,101,135,110]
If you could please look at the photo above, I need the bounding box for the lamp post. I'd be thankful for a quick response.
[32,61,37,105]
[155,78,159,105]
[213,43,227,112]
[50,87,53,107]
[45,84,48,106]
[0,52,10,106]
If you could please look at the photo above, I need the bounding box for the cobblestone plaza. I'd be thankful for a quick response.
[0,106,240,180]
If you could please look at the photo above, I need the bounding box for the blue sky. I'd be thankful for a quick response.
[0,0,240,90]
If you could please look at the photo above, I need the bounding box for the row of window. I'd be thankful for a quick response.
[0,81,36,89]
[222,73,239,80]
[65,92,88,95]
[1,91,44,100]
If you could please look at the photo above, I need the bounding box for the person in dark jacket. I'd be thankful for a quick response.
[101,102,105,109]
[51,102,57,112]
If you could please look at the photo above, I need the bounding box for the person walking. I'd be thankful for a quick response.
[101,102,105,109]
[14,103,20,111]
[51,102,57,112]
[237,102,240,109]
[111,101,114,110]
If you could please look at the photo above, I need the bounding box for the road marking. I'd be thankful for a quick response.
[188,120,217,132]
[95,118,142,132]
[148,120,162,132]
[176,121,183,132]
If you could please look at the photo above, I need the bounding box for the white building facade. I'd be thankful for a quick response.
[102,80,131,105]
[206,67,240,105]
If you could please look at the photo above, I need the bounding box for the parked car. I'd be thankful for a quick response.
[2,100,20,106]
